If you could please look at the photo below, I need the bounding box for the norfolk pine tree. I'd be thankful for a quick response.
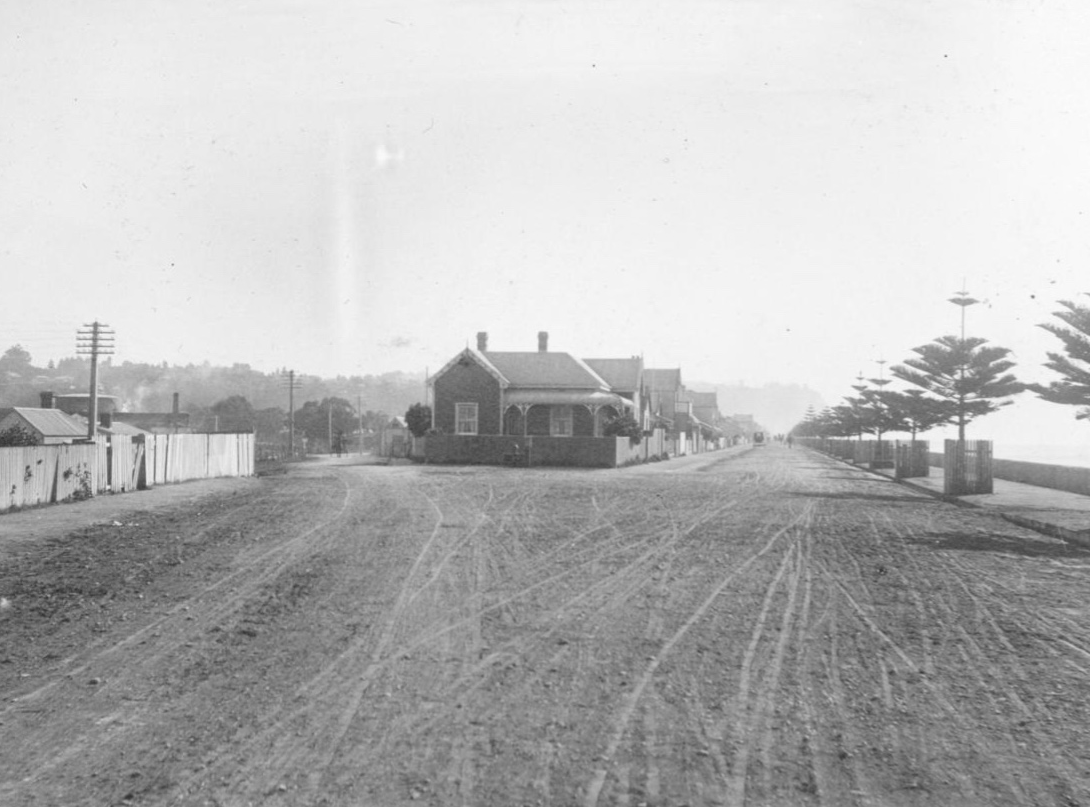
[1032,296,1090,421]
[891,335,1023,441]
[881,389,954,440]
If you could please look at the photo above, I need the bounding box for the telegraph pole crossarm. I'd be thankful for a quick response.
[75,321,116,442]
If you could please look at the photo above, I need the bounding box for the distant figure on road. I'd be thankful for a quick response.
[787,435,794,449]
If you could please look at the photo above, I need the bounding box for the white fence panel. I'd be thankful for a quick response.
[1,434,254,513]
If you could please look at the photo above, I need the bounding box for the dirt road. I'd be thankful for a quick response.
[2,447,1090,806]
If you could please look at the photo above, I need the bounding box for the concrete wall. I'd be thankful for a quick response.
[986,456,1090,497]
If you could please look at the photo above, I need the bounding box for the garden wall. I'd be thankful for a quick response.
[425,434,624,468]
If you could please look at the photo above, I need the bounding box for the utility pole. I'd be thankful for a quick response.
[281,370,303,458]
[357,393,364,455]
[76,322,115,442]
[327,399,333,455]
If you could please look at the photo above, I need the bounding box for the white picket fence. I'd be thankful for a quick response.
[1,433,255,513]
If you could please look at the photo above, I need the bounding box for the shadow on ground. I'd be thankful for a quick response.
[906,531,1090,558]
[785,490,927,504]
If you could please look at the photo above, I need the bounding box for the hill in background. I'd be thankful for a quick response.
[0,349,426,426]
[3,345,823,439]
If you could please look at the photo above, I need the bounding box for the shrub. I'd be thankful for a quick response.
[603,413,642,444]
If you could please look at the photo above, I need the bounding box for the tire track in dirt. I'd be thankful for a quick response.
[185,472,486,801]
[285,471,762,803]
[718,505,811,806]
[345,481,710,777]
[5,469,354,710]
[583,498,816,807]
[0,470,360,798]
[816,499,1040,803]
[870,506,1090,798]
[178,472,663,802]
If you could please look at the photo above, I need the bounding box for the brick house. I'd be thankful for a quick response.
[427,332,640,466]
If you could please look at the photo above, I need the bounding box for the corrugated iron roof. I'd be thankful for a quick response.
[484,352,610,390]
[9,407,87,437]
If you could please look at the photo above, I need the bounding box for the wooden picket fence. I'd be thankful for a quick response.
[1,433,255,513]
[894,441,931,479]
[944,439,993,495]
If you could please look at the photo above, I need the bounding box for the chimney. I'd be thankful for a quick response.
[40,391,55,409]
[99,412,112,428]
[477,331,488,352]
[538,331,549,352]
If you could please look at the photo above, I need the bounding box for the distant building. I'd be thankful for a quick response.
[38,390,190,434]
[0,407,87,444]
[382,416,410,458]
[43,391,119,417]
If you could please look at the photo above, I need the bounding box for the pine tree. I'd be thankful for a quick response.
[881,389,953,440]
[1033,296,1090,421]
[891,335,1022,441]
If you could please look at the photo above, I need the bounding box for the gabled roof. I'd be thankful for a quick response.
[643,368,683,391]
[584,358,642,392]
[483,352,610,390]
[687,390,719,409]
[430,348,509,388]
[6,407,87,438]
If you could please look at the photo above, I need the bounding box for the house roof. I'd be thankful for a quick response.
[643,368,683,391]
[483,352,610,390]
[504,390,634,409]
[429,348,509,388]
[7,407,87,438]
[584,358,642,392]
[686,390,718,408]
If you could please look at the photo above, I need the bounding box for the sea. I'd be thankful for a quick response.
[990,443,1090,468]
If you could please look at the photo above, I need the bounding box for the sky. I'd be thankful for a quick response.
[3,0,1090,451]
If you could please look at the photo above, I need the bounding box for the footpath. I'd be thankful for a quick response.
[867,461,1090,548]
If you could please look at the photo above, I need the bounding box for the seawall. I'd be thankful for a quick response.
[929,452,1090,498]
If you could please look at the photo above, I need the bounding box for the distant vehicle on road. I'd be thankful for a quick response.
[753,431,765,445]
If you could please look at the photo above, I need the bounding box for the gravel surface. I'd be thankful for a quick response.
[2,446,1089,806]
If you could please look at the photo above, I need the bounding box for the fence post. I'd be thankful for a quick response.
[136,435,150,489]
